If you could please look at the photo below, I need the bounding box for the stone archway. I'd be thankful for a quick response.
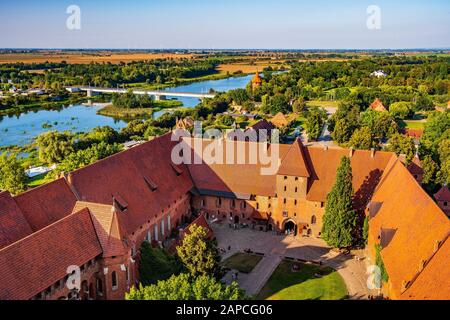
[283,219,297,236]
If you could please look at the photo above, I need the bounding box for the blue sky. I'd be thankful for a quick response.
[0,0,449,49]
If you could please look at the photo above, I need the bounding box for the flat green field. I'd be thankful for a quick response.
[257,260,348,300]
[403,120,426,130]
[306,100,339,109]
[222,253,263,274]
[97,100,182,119]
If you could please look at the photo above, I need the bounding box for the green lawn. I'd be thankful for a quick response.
[222,253,263,274]
[257,260,348,300]
[402,120,426,130]
[306,100,340,109]
[27,172,53,188]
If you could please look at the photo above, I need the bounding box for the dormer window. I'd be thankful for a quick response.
[171,163,183,176]
[113,194,128,211]
[143,175,158,192]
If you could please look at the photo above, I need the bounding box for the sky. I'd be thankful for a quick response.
[0,0,449,49]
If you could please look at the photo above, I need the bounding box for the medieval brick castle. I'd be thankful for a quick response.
[0,132,449,300]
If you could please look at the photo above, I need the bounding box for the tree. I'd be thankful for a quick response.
[305,107,326,141]
[139,241,184,286]
[292,97,307,114]
[321,156,357,248]
[36,131,74,164]
[228,89,249,105]
[386,133,416,163]
[332,118,355,144]
[421,155,438,185]
[389,102,412,120]
[362,216,369,246]
[125,273,244,300]
[176,224,222,278]
[261,94,290,115]
[55,142,121,175]
[0,153,27,195]
[375,244,389,283]
[348,127,373,150]
[414,94,434,111]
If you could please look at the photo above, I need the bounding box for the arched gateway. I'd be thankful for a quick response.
[283,219,297,236]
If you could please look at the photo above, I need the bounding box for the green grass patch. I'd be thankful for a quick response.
[222,253,263,274]
[257,260,348,300]
[97,100,182,119]
[306,100,340,109]
[27,172,53,188]
[402,120,425,130]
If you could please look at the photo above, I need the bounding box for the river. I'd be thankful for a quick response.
[0,74,255,147]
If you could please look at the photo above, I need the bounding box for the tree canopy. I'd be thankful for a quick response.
[321,156,357,248]
[176,224,222,279]
[125,273,244,300]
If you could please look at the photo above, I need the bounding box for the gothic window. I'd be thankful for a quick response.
[111,272,118,291]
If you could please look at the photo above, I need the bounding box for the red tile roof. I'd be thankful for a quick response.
[72,202,127,258]
[368,159,450,299]
[67,133,194,235]
[304,146,395,207]
[250,119,275,132]
[270,112,290,128]
[0,208,102,300]
[434,186,450,202]
[184,138,394,206]
[0,192,32,249]
[13,178,78,232]
[277,139,310,177]
[370,98,387,112]
[184,138,287,197]
[401,235,450,300]
[181,214,214,241]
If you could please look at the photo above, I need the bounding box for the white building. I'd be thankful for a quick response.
[370,70,388,78]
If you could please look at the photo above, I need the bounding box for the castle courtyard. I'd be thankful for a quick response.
[215,222,375,299]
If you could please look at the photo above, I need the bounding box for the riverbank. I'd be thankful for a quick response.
[124,70,250,91]
[0,95,97,117]
[97,100,183,119]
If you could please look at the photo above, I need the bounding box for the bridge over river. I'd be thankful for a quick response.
[71,86,216,100]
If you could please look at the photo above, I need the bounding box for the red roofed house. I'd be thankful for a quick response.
[367,159,450,300]
[370,98,388,112]
[270,112,290,128]
[0,132,449,300]
[434,186,450,217]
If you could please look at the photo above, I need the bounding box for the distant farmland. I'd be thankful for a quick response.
[0,52,198,64]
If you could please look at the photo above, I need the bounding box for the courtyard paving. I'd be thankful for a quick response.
[215,223,375,300]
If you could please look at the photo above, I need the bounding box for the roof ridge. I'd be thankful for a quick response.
[0,207,92,253]
[402,232,450,296]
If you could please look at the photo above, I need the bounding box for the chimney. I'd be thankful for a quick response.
[419,260,426,272]
[434,240,442,253]
[349,147,354,158]
[401,280,410,293]
[371,148,375,158]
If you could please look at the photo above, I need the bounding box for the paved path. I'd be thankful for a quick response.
[240,254,282,296]
[214,223,375,299]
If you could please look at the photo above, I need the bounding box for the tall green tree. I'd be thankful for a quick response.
[348,127,374,150]
[125,273,244,300]
[139,241,184,286]
[386,133,416,163]
[0,153,27,195]
[321,156,357,248]
[305,107,327,141]
[36,131,74,164]
[177,224,222,278]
